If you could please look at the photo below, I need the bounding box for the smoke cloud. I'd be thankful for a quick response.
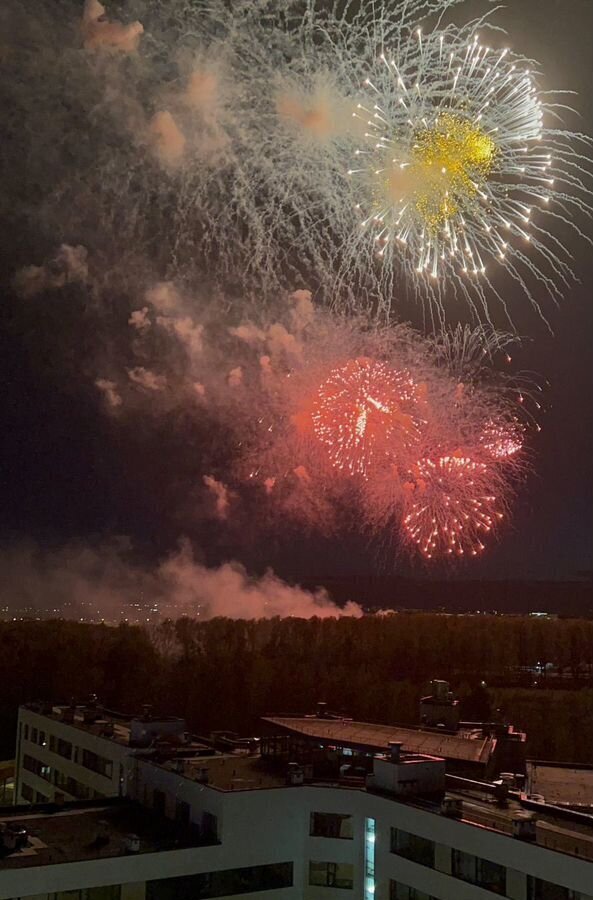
[0,541,362,622]
[13,245,89,298]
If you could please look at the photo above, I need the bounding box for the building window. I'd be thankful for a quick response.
[49,890,121,900]
[452,849,506,895]
[31,727,38,744]
[390,883,438,900]
[146,862,293,899]
[39,730,46,747]
[310,812,353,839]
[24,724,29,740]
[390,829,435,867]
[23,754,52,782]
[153,789,167,817]
[56,737,73,760]
[21,782,34,802]
[81,748,113,778]
[364,818,376,900]
[50,735,56,752]
[175,800,191,828]
[52,769,91,800]
[202,811,218,841]
[527,877,585,900]
[36,790,49,802]
[309,861,354,889]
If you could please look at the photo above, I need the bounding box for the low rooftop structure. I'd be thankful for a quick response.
[0,799,214,870]
[23,701,208,753]
[527,761,593,810]
[262,715,494,769]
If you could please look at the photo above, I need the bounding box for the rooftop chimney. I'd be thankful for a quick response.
[388,741,403,763]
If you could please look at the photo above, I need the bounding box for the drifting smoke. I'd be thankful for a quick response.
[13,245,89,298]
[0,541,362,622]
[81,0,144,54]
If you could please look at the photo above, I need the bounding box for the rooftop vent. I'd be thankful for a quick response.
[441,797,463,818]
[388,741,403,764]
[512,812,537,841]
[286,762,304,786]
[125,834,140,854]
[316,701,328,719]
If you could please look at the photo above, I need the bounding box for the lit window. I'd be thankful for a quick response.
[309,861,354,889]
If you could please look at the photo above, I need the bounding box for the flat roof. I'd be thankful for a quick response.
[159,753,287,791]
[527,763,593,808]
[22,705,208,753]
[0,800,214,869]
[262,717,494,765]
[442,785,593,862]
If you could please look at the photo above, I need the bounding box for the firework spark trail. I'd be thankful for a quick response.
[216,302,533,562]
[311,357,422,477]
[347,21,593,326]
[3,1,590,321]
[401,454,504,559]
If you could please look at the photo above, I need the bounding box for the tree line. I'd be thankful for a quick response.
[1,613,592,763]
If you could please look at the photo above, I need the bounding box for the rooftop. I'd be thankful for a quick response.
[527,762,593,809]
[23,703,209,753]
[0,800,214,870]
[159,753,287,791]
[441,782,593,862]
[262,716,494,765]
[152,751,593,861]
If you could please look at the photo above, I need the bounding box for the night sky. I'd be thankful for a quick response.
[0,0,591,599]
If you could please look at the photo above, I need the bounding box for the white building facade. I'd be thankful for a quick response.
[4,705,592,900]
[14,706,132,805]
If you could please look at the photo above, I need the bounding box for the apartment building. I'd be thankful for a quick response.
[2,702,592,900]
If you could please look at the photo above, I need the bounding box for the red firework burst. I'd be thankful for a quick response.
[402,454,503,560]
[480,417,524,460]
[310,357,421,477]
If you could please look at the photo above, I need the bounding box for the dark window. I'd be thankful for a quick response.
[390,882,438,900]
[175,800,191,828]
[310,812,353,839]
[153,789,166,817]
[202,811,218,841]
[21,782,34,802]
[146,862,293,899]
[527,877,584,900]
[309,861,354,889]
[38,730,46,747]
[452,849,506,895]
[56,738,73,760]
[390,829,435,867]
[31,727,38,743]
[49,892,121,900]
[87,888,122,900]
[50,735,56,752]
[36,790,49,802]
[24,724,29,740]
[81,748,113,778]
[52,769,91,800]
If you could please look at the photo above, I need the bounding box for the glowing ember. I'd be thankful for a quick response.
[311,357,421,477]
[480,418,524,459]
[402,454,503,559]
